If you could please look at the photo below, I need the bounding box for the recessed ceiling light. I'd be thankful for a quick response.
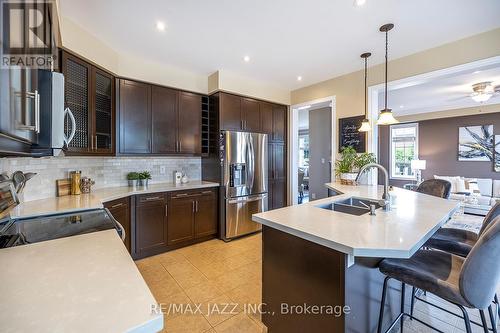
[156,21,166,32]
[473,70,481,74]
[399,105,404,108]
[297,76,302,81]
[243,56,250,62]
[353,0,366,7]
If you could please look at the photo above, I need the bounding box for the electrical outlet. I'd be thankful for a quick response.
[311,193,316,199]
[159,166,166,175]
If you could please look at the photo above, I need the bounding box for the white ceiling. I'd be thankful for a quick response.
[379,62,500,116]
[59,0,500,90]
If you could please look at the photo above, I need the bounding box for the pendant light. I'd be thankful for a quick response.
[358,52,372,132]
[377,23,399,125]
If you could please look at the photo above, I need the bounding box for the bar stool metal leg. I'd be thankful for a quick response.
[457,304,473,333]
[378,276,390,333]
[489,305,498,333]
[410,286,416,319]
[401,283,406,333]
[480,310,490,333]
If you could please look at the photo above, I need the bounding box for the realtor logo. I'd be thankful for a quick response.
[1,0,57,69]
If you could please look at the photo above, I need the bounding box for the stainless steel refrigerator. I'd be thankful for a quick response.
[221,131,268,240]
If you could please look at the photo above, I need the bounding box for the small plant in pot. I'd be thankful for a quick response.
[138,171,152,187]
[127,172,140,187]
[335,146,376,185]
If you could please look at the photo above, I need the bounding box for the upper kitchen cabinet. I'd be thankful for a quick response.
[272,104,286,142]
[219,92,242,131]
[259,102,273,136]
[178,92,201,154]
[118,79,202,156]
[152,85,177,154]
[62,51,115,155]
[118,79,152,154]
[219,92,262,132]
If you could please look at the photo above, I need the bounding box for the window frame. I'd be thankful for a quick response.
[389,122,419,181]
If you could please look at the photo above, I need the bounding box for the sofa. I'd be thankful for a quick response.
[434,175,500,207]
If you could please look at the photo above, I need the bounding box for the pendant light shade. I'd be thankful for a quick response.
[358,52,372,132]
[377,23,399,125]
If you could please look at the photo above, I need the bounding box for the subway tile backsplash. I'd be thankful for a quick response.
[0,156,201,202]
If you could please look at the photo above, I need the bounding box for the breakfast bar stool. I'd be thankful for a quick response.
[423,201,500,319]
[377,216,500,333]
[416,179,452,199]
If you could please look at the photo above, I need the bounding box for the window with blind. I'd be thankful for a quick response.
[390,123,418,179]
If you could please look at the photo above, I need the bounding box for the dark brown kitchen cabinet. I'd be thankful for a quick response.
[260,102,273,135]
[135,194,167,255]
[268,142,287,210]
[219,92,262,132]
[118,80,151,154]
[167,189,218,245]
[167,193,195,245]
[62,51,115,155]
[272,105,286,142]
[194,190,218,238]
[241,98,261,132]
[152,86,177,154]
[219,92,242,131]
[118,79,202,156]
[104,197,131,253]
[178,92,201,154]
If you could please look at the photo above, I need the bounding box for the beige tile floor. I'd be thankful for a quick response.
[136,233,499,333]
[136,233,265,333]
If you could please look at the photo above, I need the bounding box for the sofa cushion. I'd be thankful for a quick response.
[493,180,500,198]
[476,178,493,197]
[434,175,460,193]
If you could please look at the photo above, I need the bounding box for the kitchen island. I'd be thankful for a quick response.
[252,183,458,333]
[0,229,163,333]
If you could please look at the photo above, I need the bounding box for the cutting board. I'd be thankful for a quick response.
[56,179,71,197]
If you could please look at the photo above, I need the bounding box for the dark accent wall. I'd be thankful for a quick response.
[379,112,500,187]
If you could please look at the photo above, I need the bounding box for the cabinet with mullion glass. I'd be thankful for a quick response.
[62,51,114,155]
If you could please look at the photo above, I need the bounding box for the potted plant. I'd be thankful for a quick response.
[127,172,140,187]
[138,171,152,187]
[335,146,376,185]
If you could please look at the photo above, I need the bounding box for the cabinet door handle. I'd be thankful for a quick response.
[165,204,168,217]
[179,141,182,152]
[34,90,40,133]
[111,203,125,208]
[192,200,195,213]
[201,190,212,194]
[195,200,198,212]
[145,196,161,201]
[175,193,188,197]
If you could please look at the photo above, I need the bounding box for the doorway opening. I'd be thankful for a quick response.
[290,97,336,205]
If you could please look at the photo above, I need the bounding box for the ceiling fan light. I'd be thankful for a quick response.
[377,109,399,125]
[358,119,371,132]
[471,92,492,103]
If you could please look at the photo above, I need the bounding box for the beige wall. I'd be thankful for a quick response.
[291,28,500,119]
[208,70,290,105]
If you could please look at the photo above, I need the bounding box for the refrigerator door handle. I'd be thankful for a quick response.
[228,194,267,204]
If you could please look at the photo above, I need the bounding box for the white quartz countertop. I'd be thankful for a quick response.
[10,181,219,219]
[0,229,163,333]
[253,182,459,259]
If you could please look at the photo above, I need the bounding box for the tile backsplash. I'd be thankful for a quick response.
[0,156,201,202]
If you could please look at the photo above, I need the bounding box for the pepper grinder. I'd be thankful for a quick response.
[70,171,82,195]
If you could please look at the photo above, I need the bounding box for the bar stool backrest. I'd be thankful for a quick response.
[479,201,500,236]
[460,215,500,309]
[416,179,452,199]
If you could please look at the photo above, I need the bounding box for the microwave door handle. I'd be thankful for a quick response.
[64,107,76,145]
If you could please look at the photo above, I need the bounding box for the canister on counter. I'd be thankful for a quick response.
[70,171,82,195]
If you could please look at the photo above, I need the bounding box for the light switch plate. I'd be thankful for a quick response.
[159,166,166,175]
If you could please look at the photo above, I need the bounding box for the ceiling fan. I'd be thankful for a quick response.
[469,81,500,103]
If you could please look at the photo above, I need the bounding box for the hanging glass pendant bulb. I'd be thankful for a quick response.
[359,52,372,132]
[377,23,399,125]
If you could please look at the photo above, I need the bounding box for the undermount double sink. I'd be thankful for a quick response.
[317,196,383,216]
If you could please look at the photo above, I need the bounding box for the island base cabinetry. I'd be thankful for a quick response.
[133,188,218,259]
[262,226,409,333]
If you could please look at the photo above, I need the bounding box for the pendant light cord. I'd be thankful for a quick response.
[364,57,368,118]
[384,29,388,110]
